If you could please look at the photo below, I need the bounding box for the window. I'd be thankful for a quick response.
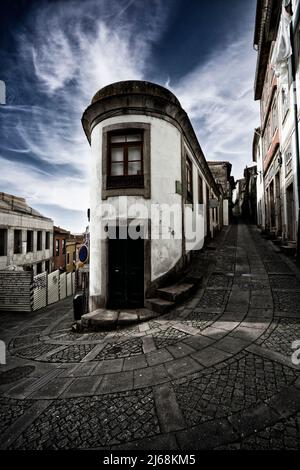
[0,229,7,256]
[263,117,272,159]
[62,239,66,255]
[285,145,293,176]
[102,123,151,199]
[67,252,70,264]
[198,175,203,204]
[271,98,278,136]
[55,239,60,256]
[27,230,33,253]
[267,117,271,150]
[282,86,289,120]
[14,230,22,254]
[37,231,42,251]
[45,232,50,250]
[107,132,143,188]
[45,260,50,273]
[36,262,43,274]
[186,156,193,203]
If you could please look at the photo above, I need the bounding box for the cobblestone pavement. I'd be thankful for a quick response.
[1,222,300,450]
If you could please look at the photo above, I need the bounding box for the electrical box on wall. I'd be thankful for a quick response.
[175,180,182,195]
[209,199,219,208]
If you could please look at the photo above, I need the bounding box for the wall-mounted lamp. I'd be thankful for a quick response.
[253,169,263,179]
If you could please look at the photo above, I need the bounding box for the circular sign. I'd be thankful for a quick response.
[78,245,89,263]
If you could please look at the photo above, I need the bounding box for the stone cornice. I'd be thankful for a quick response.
[82,81,221,197]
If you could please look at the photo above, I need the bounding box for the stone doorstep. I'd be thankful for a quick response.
[80,307,159,330]
[144,298,175,314]
[156,282,195,303]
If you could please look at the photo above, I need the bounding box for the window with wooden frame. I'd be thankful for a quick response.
[198,175,203,204]
[107,131,144,189]
[186,156,193,203]
[102,123,150,199]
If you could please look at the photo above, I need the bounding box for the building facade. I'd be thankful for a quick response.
[242,166,258,223]
[66,234,84,273]
[253,127,266,227]
[207,161,235,225]
[233,178,246,217]
[52,226,70,272]
[254,0,300,245]
[82,80,223,311]
[0,192,53,274]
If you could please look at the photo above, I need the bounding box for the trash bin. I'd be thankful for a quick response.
[73,292,85,320]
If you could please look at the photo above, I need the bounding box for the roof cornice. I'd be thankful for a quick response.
[82,81,221,196]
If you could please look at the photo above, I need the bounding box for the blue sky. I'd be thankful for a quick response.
[0,0,258,233]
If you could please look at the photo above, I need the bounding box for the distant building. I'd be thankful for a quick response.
[66,234,84,273]
[52,226,70,272]
[242,166,257,223]
[0,192,53,274]
[233,179,246,217]
[207,161,235,224]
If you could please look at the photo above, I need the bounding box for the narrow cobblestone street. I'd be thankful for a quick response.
[1,223,300,450]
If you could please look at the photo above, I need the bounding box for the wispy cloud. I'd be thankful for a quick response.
[173,30,259,178]
[1,0,168,231]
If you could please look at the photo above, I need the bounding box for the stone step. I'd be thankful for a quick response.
[263,233,277,240]
[79,307,160,331]
[156,282,195,303]
[184,273,203,285]
[144,298,175,314]
[206,244,217,250]
[281,245,296,256]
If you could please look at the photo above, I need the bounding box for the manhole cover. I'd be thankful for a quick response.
[0,366,35,384]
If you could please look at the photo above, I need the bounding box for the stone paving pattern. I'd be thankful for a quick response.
[1,223,300,450]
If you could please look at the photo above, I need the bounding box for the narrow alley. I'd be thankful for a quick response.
[0,223,299,450]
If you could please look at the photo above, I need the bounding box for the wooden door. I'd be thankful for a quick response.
[108,229,144,308]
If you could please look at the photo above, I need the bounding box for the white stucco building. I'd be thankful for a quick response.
[82,81,222,311]
[0,192,53,274]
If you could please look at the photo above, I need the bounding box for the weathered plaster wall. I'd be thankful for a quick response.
[89,114,183,303]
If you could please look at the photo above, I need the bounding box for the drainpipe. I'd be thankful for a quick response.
[289,18,300,261]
